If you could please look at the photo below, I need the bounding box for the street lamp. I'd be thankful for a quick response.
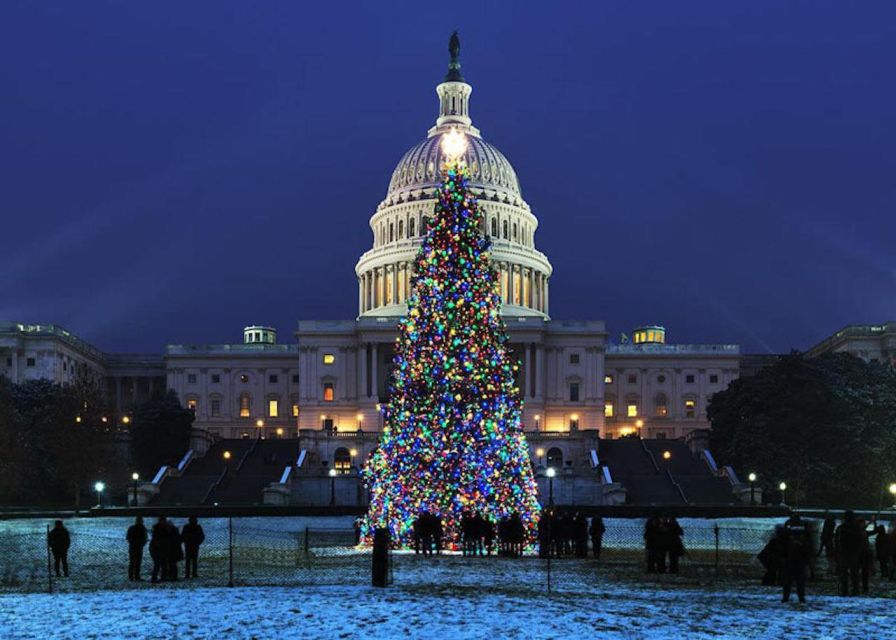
[636,419,644,437]
[779,481,787,507]
[546,467,556,506]
[94,481,105,508]
[748,472,757,505]
[256,418,264,428]
[535,448,545,466]
[130,472,140,506]
[122,415,131,425]
[223,450,232,468]
[888,483,896,509]
[534,414,541,431]
[357,413,364,430]
[329,468,338,506]
[350,448,358,469]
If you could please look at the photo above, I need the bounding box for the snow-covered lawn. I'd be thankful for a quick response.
[2,579,895,640]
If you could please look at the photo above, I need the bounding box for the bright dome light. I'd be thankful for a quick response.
[441,127,467,159]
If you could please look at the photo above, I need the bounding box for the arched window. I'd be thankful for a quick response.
[490,218,498,237]
[546,447,563,470]
[513,222,518,240]
[389,223,394,242]
[422,216,430,233]
[502,220,509,239]
[655,393,668,417]
[334,447,351,474]
[239,393,250,418]
[409,218,416,237]
[398,220,404,239]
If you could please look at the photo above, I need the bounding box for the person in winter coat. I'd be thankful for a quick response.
[874,524,891,580]
[166,519,183,581]
[781,515,811,603]
[644,516,662,573]
[758,527,786,586]
[47,520,71,577]
[180,516,205,578]
[589,516,606,560]
[835,510,863,596]
[665,517,685,574]
[149,516,169,583]
[126,516,148,580]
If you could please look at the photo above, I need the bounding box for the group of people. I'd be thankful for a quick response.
[538,511,605,559]
[643,515,685,573]
[411,511,445,556]
[45,516,205,583]
[758,511,896,603]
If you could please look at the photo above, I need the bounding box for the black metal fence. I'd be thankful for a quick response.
[3,515,892,596]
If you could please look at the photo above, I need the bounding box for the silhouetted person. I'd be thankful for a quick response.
[181,516,205,578]
[126,516,148,581]
[835,510,862,596]
[47,520,70,577]
[644,516,662,573]
[589,516,605,559]
[818,516,836,558]
[781,515,810,603]
[150,516,169,583]
[574,513,589,558]
[874,524,891,580]
[758,527,786,586]
[166,519,183,580]
[858,518,873,594]
[665,517,684,574]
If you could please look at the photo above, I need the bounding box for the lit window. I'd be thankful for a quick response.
[323,354,335,365]
[239,394,250,417]
[292,403,299,417]
[186,399,197,412]
[210,399,221,417]
[268,399,279,417]
[569,383,580,402]
[655,393,668,417]
[627,404,638,417]
[334,447,351,474]
[685,399,696,418]
[323,383,334,402]
[604,374,614,384]
[604,403,614,418]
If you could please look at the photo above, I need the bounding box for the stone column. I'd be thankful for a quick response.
[371,342,379,401]
[359,344,369,400]
[392,263,399,305]
[524,343,532,399]
[543,274,549,315]
[535,344,545,401]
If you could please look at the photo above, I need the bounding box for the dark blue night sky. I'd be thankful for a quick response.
[2,2,894,354]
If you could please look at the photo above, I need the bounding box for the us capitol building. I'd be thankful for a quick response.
[2,38,888,505]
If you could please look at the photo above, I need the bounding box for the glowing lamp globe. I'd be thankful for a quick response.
[779,482,787,491]
[94,482,105,493]
[546,467,556,478]
[441,127,467,159]
[748,472,757,482]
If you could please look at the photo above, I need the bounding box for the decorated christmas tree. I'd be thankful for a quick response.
[362,128,541,545]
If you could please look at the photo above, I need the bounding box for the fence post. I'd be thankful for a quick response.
[46,524,53,594]
[546,516,552,594]
[304,527,309,554]
[228,516,234,587]
[714,524,720,574]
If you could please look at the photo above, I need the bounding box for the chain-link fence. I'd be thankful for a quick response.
[0,517,371,594]
[3,515,892,597]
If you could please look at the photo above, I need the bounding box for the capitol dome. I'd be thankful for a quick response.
[385,134,523,205]
[355,34,553,320]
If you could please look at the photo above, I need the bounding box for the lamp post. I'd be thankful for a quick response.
[889,483,896,509]
[357,413,364,430]
[329,468,337,506]
[94,481,105,508]
[748,472,757,505]
[276,427,284,439]
[223,450,232,471]
[636,419,644,438]
[662,450,671,472]
[534,414,541,431]
[546,467,556,507]
[536,448,545,467]
[122,415,131,426]
[779,481,787,507]
[350,448,358,470]
[130,472,140,506]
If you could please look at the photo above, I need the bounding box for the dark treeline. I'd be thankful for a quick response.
[709,353,896,509]
[0,376,192,507]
